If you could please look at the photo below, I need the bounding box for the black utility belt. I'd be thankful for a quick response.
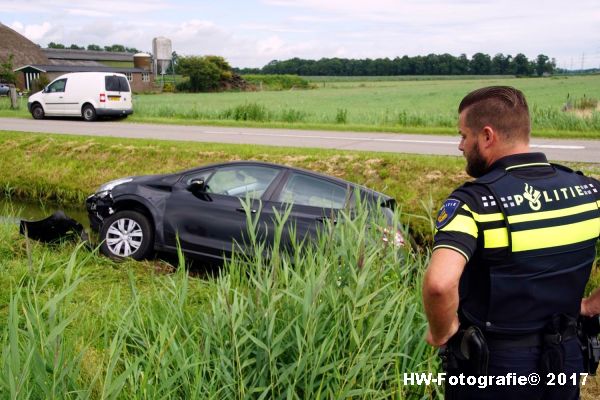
[486,325,577,350]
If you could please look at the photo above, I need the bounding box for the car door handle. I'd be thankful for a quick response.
[236,207,257,214]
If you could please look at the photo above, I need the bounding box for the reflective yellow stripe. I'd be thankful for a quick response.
[505,162,551,170]
[439,214,478,238]
[507,202,598,224]
[433,245,469,261]
[462,204,504,223]
[512,218,599,252]
[484,228,509,248]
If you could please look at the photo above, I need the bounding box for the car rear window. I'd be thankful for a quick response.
[277,173,347,209]
[105,76,130,92]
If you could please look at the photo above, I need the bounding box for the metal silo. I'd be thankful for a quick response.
[152,37,172,75]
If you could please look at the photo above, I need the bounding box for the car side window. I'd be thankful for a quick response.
[276,173,347,209]
[47,79,66,93]
[205,165,280,199]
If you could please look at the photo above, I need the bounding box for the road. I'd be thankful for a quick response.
[1,117,598,163]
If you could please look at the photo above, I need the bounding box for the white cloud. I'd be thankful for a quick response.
[9,21,60,43]
[257,36,286,56]
[67,9,113,18]
[2,0,170,14]
[239,23,313,34]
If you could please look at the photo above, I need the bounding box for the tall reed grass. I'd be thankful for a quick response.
[0,201,439,399]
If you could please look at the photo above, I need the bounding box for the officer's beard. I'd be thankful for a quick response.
[465,142,488,178]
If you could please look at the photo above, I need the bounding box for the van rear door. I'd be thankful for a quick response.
[103,75,132,111]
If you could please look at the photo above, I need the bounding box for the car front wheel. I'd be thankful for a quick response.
[100,210,154,260]
[31,104,44,120]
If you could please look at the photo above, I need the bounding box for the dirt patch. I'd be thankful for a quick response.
[424,170,443,182]
[565,104,600,118]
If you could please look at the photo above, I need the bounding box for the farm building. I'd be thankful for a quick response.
[0,22,154,92]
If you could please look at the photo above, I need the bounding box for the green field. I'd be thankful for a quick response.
[1,75,599,138]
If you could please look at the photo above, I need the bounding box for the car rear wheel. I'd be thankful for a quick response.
[100,210,153,260]
[82,104,97,121]
[31,104,44,120]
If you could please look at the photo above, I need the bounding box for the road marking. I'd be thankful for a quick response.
[203,131,585,150]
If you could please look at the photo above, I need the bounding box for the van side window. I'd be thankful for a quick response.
[105,76,131,92]
[47,79,66,93]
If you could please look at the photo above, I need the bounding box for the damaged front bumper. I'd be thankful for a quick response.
[19,211,89,243]
[85,192,115,232]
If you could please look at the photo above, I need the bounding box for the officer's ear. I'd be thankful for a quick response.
[480,126,497,149]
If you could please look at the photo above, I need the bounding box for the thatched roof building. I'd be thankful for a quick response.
[1,22,155,92]
[0,22,49,67]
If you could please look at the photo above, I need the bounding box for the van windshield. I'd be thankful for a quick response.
[105,76,130,92]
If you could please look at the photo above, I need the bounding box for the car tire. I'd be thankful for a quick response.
[99,210,154,260]
[82,104,97,122]
[31,104,45,120]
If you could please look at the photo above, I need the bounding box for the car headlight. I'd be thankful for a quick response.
[98,177,133,193]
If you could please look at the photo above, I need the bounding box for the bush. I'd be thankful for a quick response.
[336,108,348,124]
[29,74,50,93]
[574,95,598,110]
[177,56,226,92]
[243,74,311,90]
[221,102,269,121]
[162,82,175,93]
[278,108,307,123]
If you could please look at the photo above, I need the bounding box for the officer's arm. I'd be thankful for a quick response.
[423,248,466,347]
[581,288,600,317]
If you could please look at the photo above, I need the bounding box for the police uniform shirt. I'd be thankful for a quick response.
[433,152,600,334]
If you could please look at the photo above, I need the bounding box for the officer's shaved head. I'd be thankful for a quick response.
[459,86,530,143]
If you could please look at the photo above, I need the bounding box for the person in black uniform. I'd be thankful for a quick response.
[422,86,600,399]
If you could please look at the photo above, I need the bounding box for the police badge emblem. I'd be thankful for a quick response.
[436,198,461,229]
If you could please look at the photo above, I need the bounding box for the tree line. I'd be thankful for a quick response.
[235,53,556,76]
[47,42,140,53]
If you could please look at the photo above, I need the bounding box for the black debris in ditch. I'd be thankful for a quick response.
[19,210,90,244]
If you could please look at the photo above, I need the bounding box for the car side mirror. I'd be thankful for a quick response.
[188,179,206,192]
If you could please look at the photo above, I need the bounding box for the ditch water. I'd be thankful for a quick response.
[0,196,90,231]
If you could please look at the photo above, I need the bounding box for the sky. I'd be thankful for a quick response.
[2,0,599,69]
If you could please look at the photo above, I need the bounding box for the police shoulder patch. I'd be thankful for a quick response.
[435,198,461,229]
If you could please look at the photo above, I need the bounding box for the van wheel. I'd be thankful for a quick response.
[31,104,44,120]
[100,210,154,260]
[82,105,97,121]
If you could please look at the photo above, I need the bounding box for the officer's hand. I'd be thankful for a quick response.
[581,297,594,317]
[426,317,460,347]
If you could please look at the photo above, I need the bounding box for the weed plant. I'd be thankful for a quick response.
[0,199,440,399]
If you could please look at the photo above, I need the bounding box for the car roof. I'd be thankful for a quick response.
[179,160,392,200]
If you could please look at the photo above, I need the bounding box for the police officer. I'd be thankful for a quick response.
[422,86,600,399]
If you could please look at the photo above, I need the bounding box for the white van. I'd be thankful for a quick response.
[28,72,133,121]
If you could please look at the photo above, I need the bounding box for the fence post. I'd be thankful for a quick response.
[9,85,18,109]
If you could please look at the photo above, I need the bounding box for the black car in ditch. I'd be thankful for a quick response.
[86,161,403,261]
